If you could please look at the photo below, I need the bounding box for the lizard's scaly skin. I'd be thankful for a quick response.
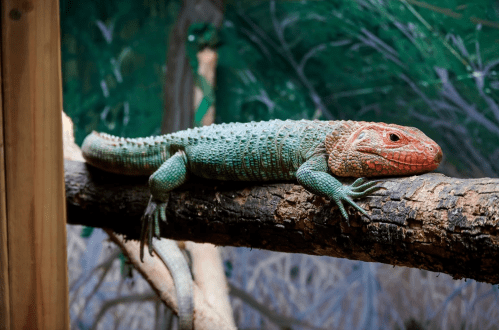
[152,238,193,330]
[82,119,441,179]
[82,119,442,330]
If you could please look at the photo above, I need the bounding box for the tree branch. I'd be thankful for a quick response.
[106,230,236,330]
[65,160,499,284]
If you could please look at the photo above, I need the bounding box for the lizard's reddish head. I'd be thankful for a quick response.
[325,121,442,177]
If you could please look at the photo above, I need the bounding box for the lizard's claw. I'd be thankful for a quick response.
[332,178,385,221]
[140,196,168,262]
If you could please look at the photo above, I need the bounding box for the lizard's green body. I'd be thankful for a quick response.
[82,119,442,330]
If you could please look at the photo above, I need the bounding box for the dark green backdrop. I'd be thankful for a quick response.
[61,0,499,178]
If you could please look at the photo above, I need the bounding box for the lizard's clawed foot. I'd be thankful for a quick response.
[140,196,168,262]
[332,178,385,221]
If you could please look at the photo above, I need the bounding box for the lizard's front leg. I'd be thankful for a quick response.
[141,150,189,261]
[296,155,383,221]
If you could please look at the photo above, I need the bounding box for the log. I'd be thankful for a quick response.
[65,160,499,284]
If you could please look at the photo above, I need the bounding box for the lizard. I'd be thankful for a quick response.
[81,119,443,329]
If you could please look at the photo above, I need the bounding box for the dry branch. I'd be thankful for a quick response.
[106,231,236,330]
[65,160,499,284]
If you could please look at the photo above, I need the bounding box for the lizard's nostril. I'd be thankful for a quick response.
[434,148,443,163]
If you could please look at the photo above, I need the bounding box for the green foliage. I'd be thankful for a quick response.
[60,0,180,146]
[186,23,220,125]
[80,226,94,238]
[224,260,233,278]
[217,0,499,177]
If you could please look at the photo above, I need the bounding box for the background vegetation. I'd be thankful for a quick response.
[62,0,499,329]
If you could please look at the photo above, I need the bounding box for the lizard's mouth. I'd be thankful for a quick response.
[386,158,436,166]
[361,149,442,168]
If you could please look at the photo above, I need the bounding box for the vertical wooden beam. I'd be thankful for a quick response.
[0,34,10,330]
[1,0,69,329]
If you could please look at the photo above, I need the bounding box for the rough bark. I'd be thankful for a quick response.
[65,160,499,284]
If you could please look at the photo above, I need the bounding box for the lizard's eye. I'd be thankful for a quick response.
[357,132,365,140]
[389,134,400,142]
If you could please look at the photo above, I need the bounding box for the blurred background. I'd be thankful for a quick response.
[62,0,499,329]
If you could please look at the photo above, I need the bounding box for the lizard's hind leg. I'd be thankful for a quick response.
[140,150,189,261]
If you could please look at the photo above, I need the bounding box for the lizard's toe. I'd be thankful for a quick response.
[139,197,168,261]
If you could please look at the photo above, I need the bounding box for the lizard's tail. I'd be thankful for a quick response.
[81,131,171,176]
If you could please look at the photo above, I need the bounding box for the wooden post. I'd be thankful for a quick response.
[0,35,10,330]
[1,0,69,329]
